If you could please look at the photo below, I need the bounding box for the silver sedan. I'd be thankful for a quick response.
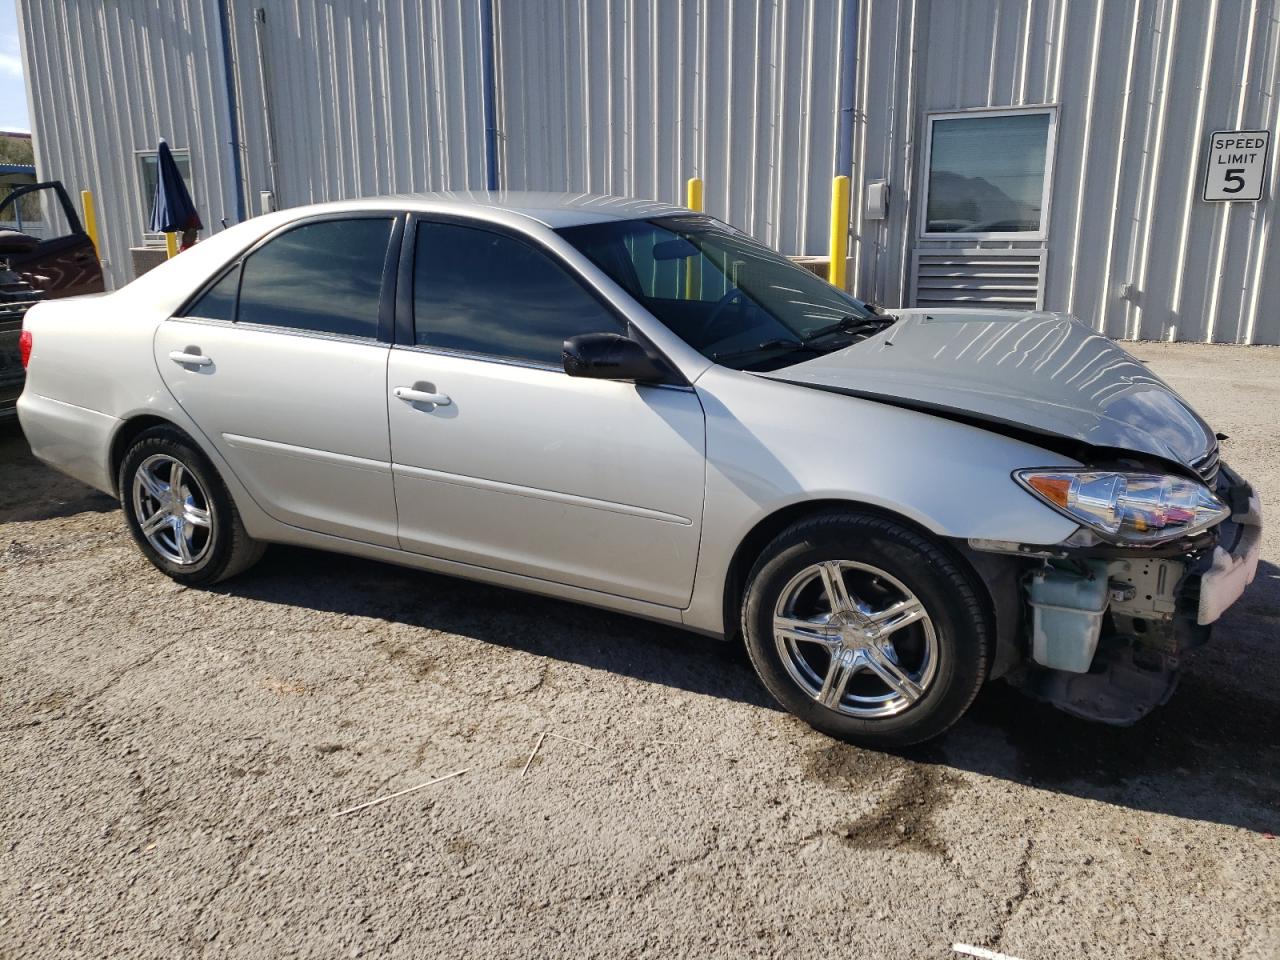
[16,193,1262,745]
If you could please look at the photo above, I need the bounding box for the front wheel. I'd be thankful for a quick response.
[118,426,264,586]
[741,511,991,747]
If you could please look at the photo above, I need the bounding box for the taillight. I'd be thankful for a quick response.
[19,330,32,369]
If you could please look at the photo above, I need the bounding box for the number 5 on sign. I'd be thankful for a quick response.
[1203,129,1270,202]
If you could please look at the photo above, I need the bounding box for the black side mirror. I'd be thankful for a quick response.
[563,333,668,383]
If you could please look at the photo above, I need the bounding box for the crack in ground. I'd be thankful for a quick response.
[0,636,185,733]
[988,835,1036,951]
[72,634,188,713]
[179,743,289,949]
[0,719,46,733]
[185,833,261,951]
[632,842,718,899]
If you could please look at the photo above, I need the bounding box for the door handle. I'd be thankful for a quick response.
[168,350,213,367]
[393,386,451,406]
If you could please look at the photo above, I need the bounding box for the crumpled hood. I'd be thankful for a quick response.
[760,308,1216,467]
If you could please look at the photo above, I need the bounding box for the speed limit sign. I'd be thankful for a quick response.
[1203,130,1270,202]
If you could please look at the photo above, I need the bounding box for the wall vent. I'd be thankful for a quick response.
[910,249,1045,310]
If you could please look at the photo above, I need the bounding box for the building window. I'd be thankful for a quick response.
[921,107,1056,239]
[136,148,194,244]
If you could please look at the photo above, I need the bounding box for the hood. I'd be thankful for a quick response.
[760,308,1216,468]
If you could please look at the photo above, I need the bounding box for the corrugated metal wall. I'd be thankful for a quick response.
[492,0,848,258]
[16,0,490,290]
[16,0,1280,343]
[16,0,241,290]
[853,0,1280,344]
[225,0,489,212]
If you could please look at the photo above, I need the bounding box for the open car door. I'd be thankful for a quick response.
[0,180,105,417]
[0,181,105,298]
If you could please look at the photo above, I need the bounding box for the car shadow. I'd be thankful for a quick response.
[223,544,1280,834]
[222,544,779,711]
[3,419,1275,833]
[0,422,118,523]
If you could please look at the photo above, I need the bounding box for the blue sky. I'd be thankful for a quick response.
[1,0,29,132]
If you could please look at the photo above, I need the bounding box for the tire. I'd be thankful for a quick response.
[741,510,990,747]
[117,426,264,586]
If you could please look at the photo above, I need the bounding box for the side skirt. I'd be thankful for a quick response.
[249,520,695,633]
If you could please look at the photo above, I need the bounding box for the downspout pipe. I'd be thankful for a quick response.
[479,0,500,191]
[216,0,247,223]
[835,0,859,177]
[253,7,281,204]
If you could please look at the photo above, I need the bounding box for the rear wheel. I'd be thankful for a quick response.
[741,511,990,747]
[118,427,263,585]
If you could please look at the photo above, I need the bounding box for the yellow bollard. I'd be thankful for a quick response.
[828,175,850,290]
[80,190,99,255]
[165,232,179,259]
[686,176,703,212]
[685,177,704,299]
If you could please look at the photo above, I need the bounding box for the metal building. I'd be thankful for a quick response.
[15,0,1280,343]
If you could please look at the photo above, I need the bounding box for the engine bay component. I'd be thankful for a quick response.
[1021,641,1181,726]
[1026,561,1109,673]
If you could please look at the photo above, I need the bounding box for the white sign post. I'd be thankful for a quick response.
[1203,130,1270,202]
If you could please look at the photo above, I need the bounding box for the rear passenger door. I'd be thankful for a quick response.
[386,216,706,607]
[154,214,402,547]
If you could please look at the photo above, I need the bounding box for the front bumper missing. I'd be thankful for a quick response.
[998,468,1262,725]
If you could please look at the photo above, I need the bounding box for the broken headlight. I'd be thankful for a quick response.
[1014,469,1229,544]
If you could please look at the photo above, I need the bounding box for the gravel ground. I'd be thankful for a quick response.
[1,341,1277,960]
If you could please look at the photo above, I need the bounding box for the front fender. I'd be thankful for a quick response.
[682,367,1079,635]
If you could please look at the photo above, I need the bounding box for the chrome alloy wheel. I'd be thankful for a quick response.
[773,561,938,718]
[131,454,213,566]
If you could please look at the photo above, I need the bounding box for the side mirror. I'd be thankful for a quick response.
[563,333,668,383]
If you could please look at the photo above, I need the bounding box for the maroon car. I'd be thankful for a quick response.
[1,180,104,419]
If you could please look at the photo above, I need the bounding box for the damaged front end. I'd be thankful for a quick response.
[971,462,1262,726]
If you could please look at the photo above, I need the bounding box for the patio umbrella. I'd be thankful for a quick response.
[148,138,202,249]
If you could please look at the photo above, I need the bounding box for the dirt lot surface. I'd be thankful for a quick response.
[1,341,1277,959]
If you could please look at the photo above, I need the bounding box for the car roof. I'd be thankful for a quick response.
[277,191,693,229]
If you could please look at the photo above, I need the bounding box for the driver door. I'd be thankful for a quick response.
[387,217,707,608]
[0,181,104,297]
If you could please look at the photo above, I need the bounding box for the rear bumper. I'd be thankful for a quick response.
[16,390,119,494]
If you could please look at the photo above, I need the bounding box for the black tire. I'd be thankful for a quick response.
[741,510,990,747]
[117,426,264,586]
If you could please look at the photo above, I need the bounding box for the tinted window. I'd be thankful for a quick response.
[560,216,885,371]
[186,263,240,321]
[238,218,393,338]
[413,221,624,365]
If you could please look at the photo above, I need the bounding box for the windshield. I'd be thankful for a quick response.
[558,215,892,371]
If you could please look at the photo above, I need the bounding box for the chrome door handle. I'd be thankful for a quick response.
[393,386,451,406]
[168,350,213,367]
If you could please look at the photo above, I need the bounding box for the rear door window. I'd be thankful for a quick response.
[235,218,393,338]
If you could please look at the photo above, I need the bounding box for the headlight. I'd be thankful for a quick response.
[1014,469,1229,544]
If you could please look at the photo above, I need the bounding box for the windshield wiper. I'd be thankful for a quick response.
[711,313,898,364]
[711,337,807,362]
[803,312,897,344]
